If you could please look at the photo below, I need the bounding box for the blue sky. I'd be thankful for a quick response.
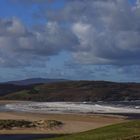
[128,0,137,4]
[0,0,140,82]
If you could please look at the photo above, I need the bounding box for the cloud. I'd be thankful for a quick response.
[1,0,140,68]
[0,18,78,67]
[44,0,140,65]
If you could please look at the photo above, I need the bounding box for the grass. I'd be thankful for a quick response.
[0,120,63,130]
[39,120,140,140]
[0,120,34,129]
[44,120,63,128]
[2,81,140,102]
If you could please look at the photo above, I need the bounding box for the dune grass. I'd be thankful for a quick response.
[39,120,140,140]
[0,119,63,130]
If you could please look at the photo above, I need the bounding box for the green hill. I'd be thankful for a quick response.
[1,81,140,101]
[0,84,33,96]
[39,121,140,140]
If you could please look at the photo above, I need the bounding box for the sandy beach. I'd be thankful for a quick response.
[0,100,127,134]
[0,111,126,134]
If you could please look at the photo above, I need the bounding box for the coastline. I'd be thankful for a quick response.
[0,100,139,135]
[0,111,126,134]
[2,100,140,114]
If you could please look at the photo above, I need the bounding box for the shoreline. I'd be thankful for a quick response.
[1,100,140,119]
[0,111,126,134]
[3,101,140,114]
[0,100,138,134]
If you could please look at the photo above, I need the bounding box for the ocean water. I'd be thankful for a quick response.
[1,101,140,114]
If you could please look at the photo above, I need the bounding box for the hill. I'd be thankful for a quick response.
[0,83,33,96]
[1,81,140,101]
[40,121,140,140]
[4,78,67,85]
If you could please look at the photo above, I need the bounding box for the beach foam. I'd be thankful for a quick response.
[3,102,140,114]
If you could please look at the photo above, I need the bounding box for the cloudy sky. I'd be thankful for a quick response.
[0,0,140,82]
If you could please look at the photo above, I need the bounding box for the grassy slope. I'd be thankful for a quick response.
[40,121,140,140]
[0,84,33,96]
[2,81,140,102]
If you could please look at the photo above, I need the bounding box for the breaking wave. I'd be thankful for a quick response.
[3,101,140,114]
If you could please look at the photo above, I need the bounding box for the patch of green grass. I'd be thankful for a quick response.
[3,90,30,100]
[45,120,63,128]
[0,120,63,130]
[0,120,34,129]
[39,121,140,140]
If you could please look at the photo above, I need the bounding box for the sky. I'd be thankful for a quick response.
[0,0,140,82]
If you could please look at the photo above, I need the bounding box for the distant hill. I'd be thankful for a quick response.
[5,78,67,85]
[1,80,140,102]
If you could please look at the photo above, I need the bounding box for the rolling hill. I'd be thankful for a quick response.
[1,80,140,102]
[0,83,33,96]
[4,78,67,85]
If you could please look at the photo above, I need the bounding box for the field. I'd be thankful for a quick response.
[40,121,140,140]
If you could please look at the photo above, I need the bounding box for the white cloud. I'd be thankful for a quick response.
[1,0,140,68]
[0,18,78,67]
[65,0,140,65]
